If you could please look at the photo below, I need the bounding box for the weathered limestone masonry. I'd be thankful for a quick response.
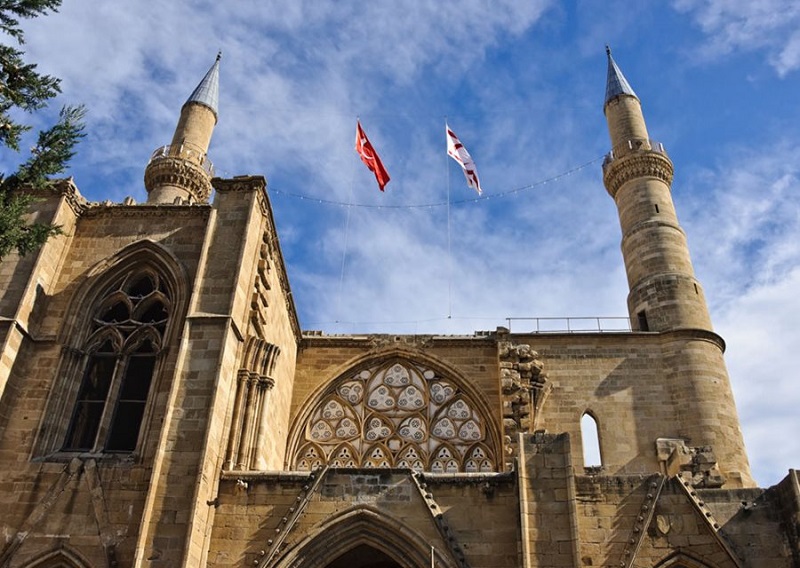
[0,190,214,566]
[133,177,299,568]
[208,469,519,568]
[1,50,799,568]
[602,48,753,488]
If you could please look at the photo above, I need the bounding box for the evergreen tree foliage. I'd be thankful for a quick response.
[0,0,85,259]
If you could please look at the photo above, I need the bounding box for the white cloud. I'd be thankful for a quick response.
[672,0,800,76]
[684,144,800,306]
[680,143,800,486]
[716,267,800,486]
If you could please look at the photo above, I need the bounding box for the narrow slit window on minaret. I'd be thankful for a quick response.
[637,311,649,332]
[654,204,659,213]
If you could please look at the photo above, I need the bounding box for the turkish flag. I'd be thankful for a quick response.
[355,120,390,191]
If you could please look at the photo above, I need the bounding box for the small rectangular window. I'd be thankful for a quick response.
[637,311,649,332]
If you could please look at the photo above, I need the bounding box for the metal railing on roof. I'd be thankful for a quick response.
[602,138,667,171]
[505,316,632,333]
[147,142,214,176]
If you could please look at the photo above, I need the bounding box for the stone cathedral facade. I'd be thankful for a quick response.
[0,51,798,568]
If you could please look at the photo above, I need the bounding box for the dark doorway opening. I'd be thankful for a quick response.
[325,544,403,568]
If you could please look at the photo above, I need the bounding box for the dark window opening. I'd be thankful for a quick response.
[127,274,156,298]
[99,300,130,323]
[637,310,649,332]
[325,544,402,568]
[63,269,170,454]
[135,301,168,324]
[63,353,116,450]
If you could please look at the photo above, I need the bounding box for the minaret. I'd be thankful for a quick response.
[144,53,221,204]
[602,48,754,487]
[602,46,712,332]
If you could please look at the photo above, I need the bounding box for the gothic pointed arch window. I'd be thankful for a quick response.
[62,267,171,453]
[292,360,499,472]
[580,411,602,469]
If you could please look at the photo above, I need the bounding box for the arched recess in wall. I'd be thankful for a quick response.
[653,550,719,568]
[58,239,188,344]
[286,351,502,473]
[273,506,459,568]
[580,411,602,468]
[34,239,188,457]
[19,546,92,568]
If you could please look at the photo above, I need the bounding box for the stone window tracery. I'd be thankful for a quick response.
[294,361,496,472]
[62,268,170,453]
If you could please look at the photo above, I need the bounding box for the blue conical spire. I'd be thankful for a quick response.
[604,46,637,106]
[185,52,221,119]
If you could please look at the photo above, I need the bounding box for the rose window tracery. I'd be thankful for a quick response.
[294,361,496,472]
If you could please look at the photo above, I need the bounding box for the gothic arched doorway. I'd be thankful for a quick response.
[274,507,455,568]
[325,544,402,568]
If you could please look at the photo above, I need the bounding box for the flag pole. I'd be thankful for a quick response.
[431,545,435,568]
[445,119,453,321]
[337,119,358,330]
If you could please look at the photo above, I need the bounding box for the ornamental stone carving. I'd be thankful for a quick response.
[144,155,213,203]
[498,341,548,461]
[603,151,674,198]
[293,360,496,473]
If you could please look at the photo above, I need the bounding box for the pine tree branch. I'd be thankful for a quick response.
[5,103,85,191]
[0,0,61,43]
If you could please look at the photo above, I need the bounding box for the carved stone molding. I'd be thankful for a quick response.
[656,438,726,488]
[498,341,549,462]
[144,156,213,202]
[81,203,211,218]
[15,178,88,216]
[367,335,436,351]
[293,360,497,473]
[226,337,280,470]
[53,178,89,215]
[212,175,266,194]
[212,176,302,340]
[603,151,674,198]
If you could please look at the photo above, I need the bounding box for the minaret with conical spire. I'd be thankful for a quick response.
[144,53,221,204]
[602,46,711,333]
[602,47,754,487]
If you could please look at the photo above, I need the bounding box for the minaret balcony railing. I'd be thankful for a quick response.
[602,138,667,172]
[147,142,215,176]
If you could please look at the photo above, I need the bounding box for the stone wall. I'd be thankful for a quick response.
[0,179,301,567]
[207,469,519,568]
[292,330,752,486]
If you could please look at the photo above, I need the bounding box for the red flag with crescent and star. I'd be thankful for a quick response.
[355,120,390,191]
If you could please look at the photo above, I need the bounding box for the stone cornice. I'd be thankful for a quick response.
[622,217,687,242]
[211,175,266,194]
[658,327,726,352]
[297,329,727,352]
[603,151,674,198]
[15,178,88,216]
[299,333,499,350]
[220,468,516,484]
[52,178,88,215]
[80,203,211,218]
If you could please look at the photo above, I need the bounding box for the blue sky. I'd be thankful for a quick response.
[8,1,800,486]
